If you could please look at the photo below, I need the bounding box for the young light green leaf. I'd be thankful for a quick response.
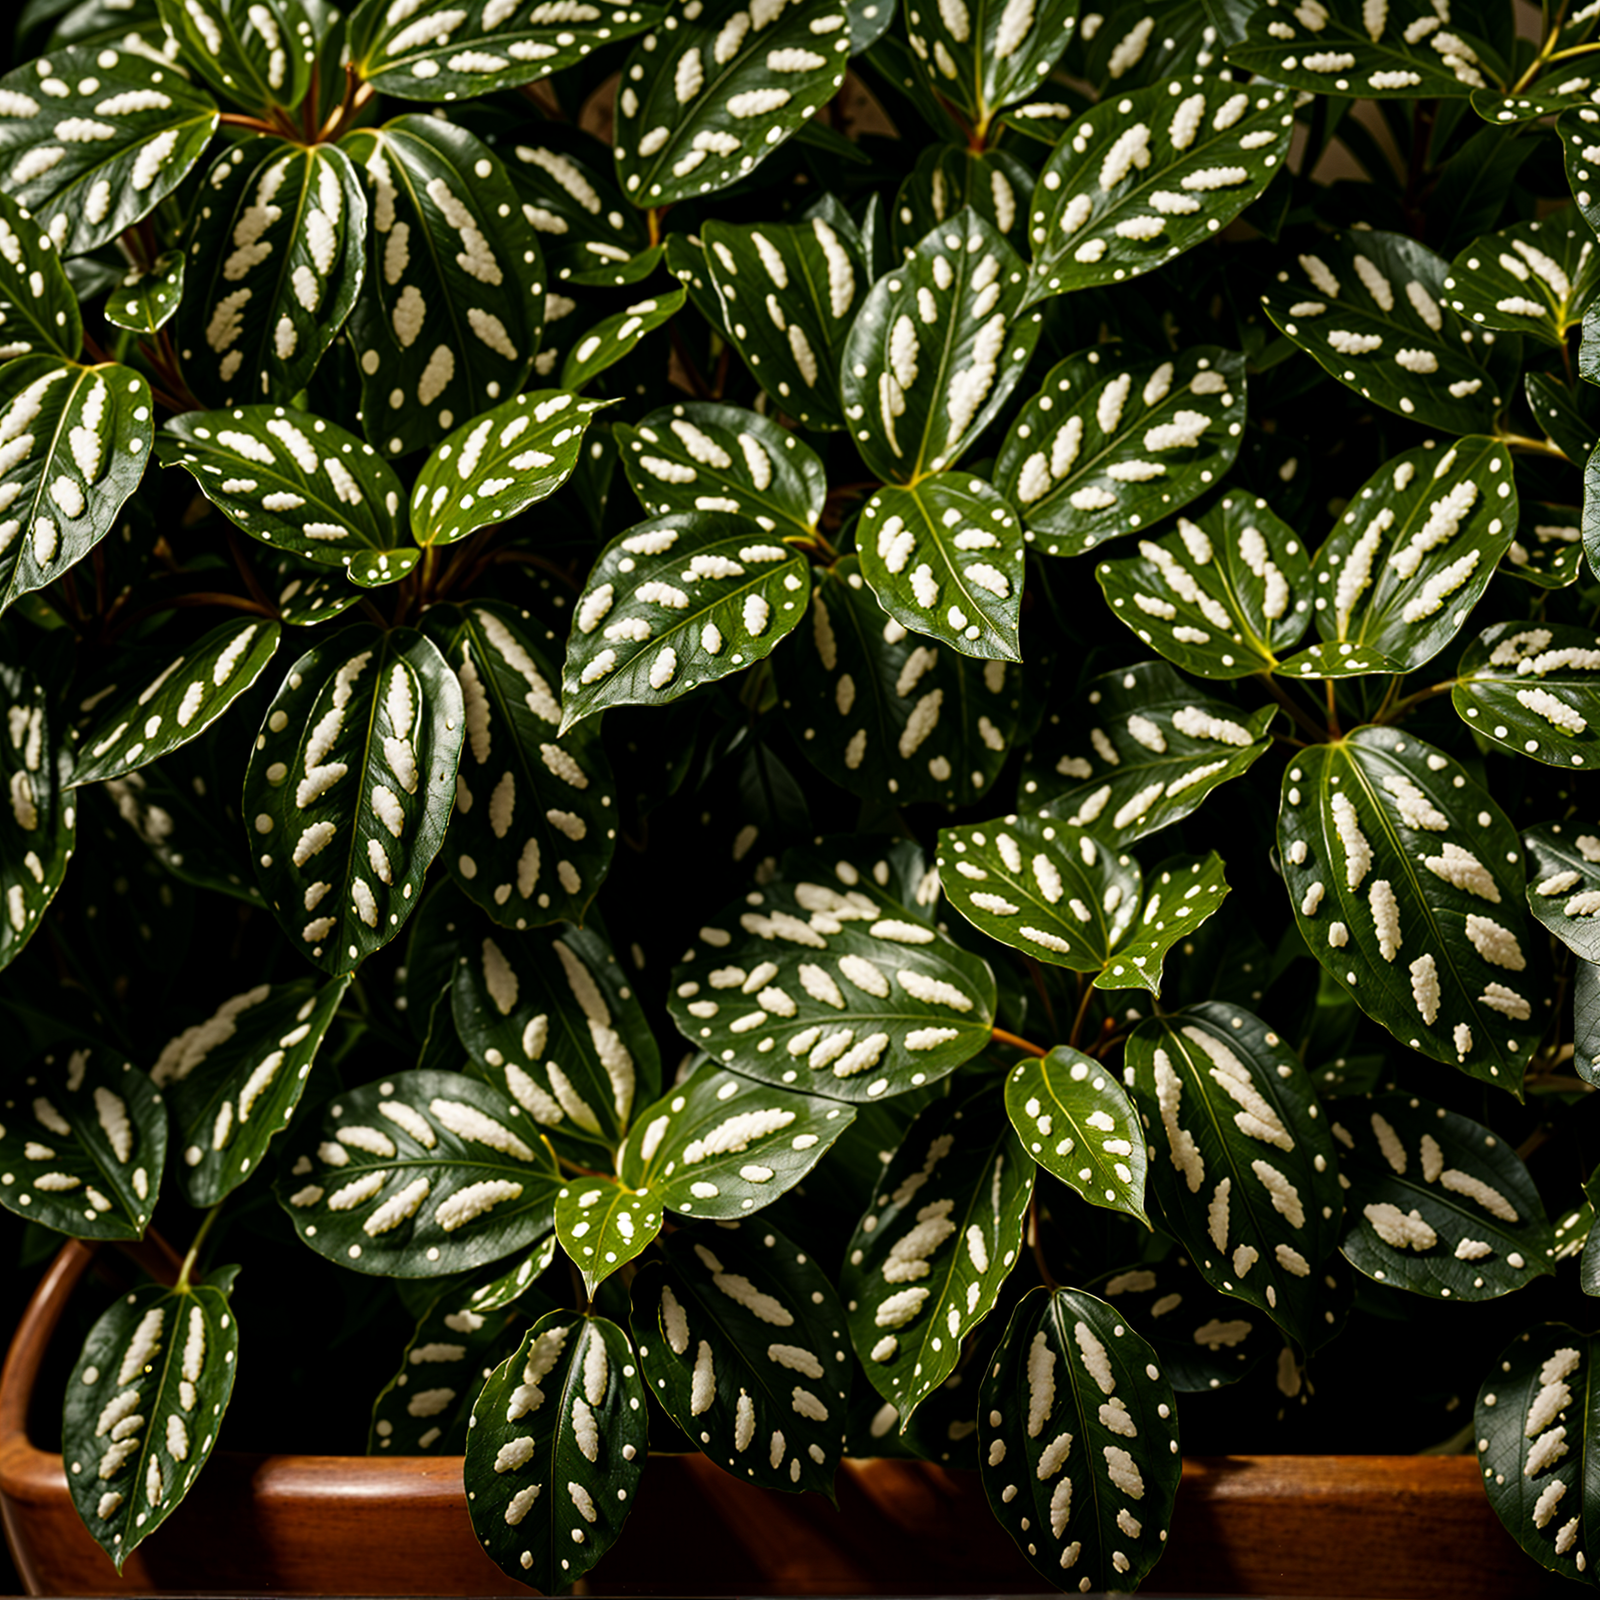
[555,1177,660,1293]
[979,1286,1180,1592]
[617,1060,854,1217]
[1525,818,1600,965]
[840,207,1040,484]
[996,346,1247,560]
[778,556,1027,807]
[0,187,79,359]
[0,1044,165,1238]
[154,0,317,112]
[1278,728,1545,1089]
[341,116,543,457]
[1005,1045,1148,1224]
[891,146,1036,255]
[666,874,995,1102]
[1097,853,1229,995]
[157,405,411,586]
[560,512,811,728]
[1262,230,1519,434]
[464,1312,645,1592]
[1025,76,1292,303]
[857,473,1024,661]
[1095,492,1311,677]
[349,0,661,102]
[560,286,684,390]
[1443,212,1598,348]
[503,138,651,287]
[1453,623,1600,769]
[614,0,851,208]
[103,249,184,338]
[423,601,616,928]
[0,659,75,968]
[70,618,281,788]
[64,1271,240,1569]
[1506,500,1583,589]
[410,390,606,548]
[616,402,825,536]
[630,1219,849,1494]
[843,1090,1031,1419]
[1335,1092,1553,1300]
[902,0,1077,130]
[1024,660,1276,847]
[243,625,464,974]
[275,1067,563,1275]
[1280,437,1517,681]
[0,45,220,257]
[150,975,349,1207]
[453,918,661,1163]
[0,357,153,618]
[1126,1001,1345,1348]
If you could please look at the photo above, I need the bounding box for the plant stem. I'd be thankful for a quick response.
[1256,673,1329,743]
[990,1026,1047,1058]
[1498,430,1568,457]
[1373,677,1456,723]
[1027,1192,1057,1291]
[177,1205,223,1291]
[1323,679,1342,739]
[1068,978,1096,1052]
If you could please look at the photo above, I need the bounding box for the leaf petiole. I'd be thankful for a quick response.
[176,1203,224,1291]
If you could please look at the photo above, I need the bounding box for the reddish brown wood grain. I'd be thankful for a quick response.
[0,1240,1559,1597]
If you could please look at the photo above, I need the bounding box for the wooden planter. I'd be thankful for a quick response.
[0,1238,1553,1598]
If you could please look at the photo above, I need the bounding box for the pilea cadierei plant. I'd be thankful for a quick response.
[10,0,1600,1590]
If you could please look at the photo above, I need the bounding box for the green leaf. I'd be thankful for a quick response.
[891,145,1037,256]
[0,357,153,618]
[63,1271,240,1570]
[1277,727,1545,1089]
[103,249,184,338]
[631,1219,850,1493]
[1525,818,1600,966]
[453,918,662,1163]
[341,116,543,457]
[978,1286,1181,1592]
[423,601,616,927]
[1453,623,1600,770]
[0,188,79,359]
[842,1090,1031,1418]
[1529,370,1598,466]
[616,1058,855,1216]
[616,402,825,535]
[155,0,317,112]
[243,625,464,974]
[466,1232,560,1312]
[1095,492,1311,677]
[0,1044,165,1238]
[1443,211,1599,348]
[1005,1045,1149,1225]
[0,44,220,257]
[150,975,349,1207]
[1506,499,1583,589]
[559,512,811,728]
[1024,659,1276,847]
[464,1312,645,1591]
[995,346,1247,561]
[840,207,1040,484]
[1261,230,1519,434]
[698,206,869,431]
[1557,104,1600,240]
[70,618,281,787]
[555,1177,660,1293]
[503,138,651,287]
[349,0,661,102]
[857,472,1024,661]
[1095,852,1230,995]
[666,871,995,1101]
[1335,1091,1553,1301]
[560,286,684,390]
[777,555,1027,807]
[1476,1325,1599,1588]
[1025,76,1292,303]
[902,0,1077,129]
[176,139,366,408]
[276,1066,563,1275]
[0,658,75,968]
[272,554,361,624]
[157,404,412,586]
[614,0,852,208]
[1280,437,1517,681]
[1126,1001,1345,1348]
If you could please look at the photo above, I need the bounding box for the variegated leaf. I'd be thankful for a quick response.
[842,1090,1031,1418]
[902,0,1077,129]
[1557,102,1600,239]
[1526,372,1597,468]
[1507,500,1583,589]
[560,286,684,389]
[1454,623,1600,770]
[1278,728,1545,1088]
[0,186,79,359]
[1443,212,1599,349]
[243,626,464,974]
[272,554,361,623]
[555,1177,659,1293]
[0,1044,165,1237]
[614,0,852,208]
[1025,76,1292,303]
[631,1219,849,1494]
[1097,852,1230,995]
[71,618,280,787]
[104,248,184,338]
[155,0,317,112]
[1095,492,1311,678]
[996,346,1246,561]
[1127,1001,1345,1347]
[0,659,75,968]
[150,975,349,1207]
[1335,1092,1552,1301]
[503,138,651,287]
[1525,818,1600,965]
[891,145,1035,254]
[276,1067,563,1275]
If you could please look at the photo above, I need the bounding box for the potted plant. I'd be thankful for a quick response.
[3,0,1600,1592]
